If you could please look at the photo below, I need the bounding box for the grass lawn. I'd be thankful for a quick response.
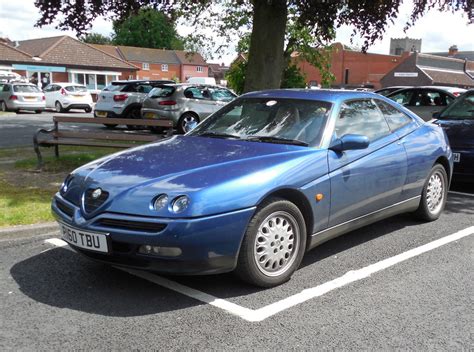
[0,146,121,227]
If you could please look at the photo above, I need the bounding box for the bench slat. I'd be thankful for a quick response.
[53,131,160,142]
[53,115,173,127]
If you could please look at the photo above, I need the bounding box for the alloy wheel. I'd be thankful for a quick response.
[426,170,444,214]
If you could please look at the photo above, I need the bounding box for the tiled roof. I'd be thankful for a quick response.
[421,68,474,86]
[0,42,36,63]
[117,46,180,65]
[174,50,208,66]
[91,44,123,59]
[427,51,474,61]
[17,36,137,70]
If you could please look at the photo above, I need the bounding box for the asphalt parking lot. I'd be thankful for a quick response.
[1,191,473,350]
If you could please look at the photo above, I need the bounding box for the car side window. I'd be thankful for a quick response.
[390,90,413,106]
[183,87,211,100]
[3,85,11,92]
[374,100,413,131]
[209,88,236,102]
[335,99,391,142]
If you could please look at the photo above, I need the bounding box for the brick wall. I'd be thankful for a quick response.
[131,61,180,81]
[181,65,209,82]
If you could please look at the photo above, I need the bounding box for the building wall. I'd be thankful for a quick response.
[297,43,405,89]
[130,61,180,81]
[389,38,422,56]
[181,64,209,82]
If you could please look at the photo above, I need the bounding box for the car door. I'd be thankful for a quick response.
[43,84,54,108]
[328,98,408,227]
[183,86,216,118]
[408,89,451,121]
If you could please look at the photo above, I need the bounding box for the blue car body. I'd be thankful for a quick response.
[52,90,452,275]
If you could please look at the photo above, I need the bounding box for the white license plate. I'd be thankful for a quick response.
[96,111,107,117]
[59,222,109,253]
[453,152,461,163]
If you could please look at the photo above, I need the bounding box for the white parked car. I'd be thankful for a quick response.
[43,83,93,113]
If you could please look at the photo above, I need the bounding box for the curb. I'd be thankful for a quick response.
[0,222,59,240]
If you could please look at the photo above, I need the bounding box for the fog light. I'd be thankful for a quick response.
[171,195,190,213]
[138,245,182,257]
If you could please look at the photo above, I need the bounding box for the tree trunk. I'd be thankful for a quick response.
[243,0,288,93]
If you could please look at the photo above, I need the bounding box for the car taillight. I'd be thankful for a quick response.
[113,94,128,102]
[452,92,461,97]
[158,100,177,106]
[60,88,67,95]
[9,95,18,100]
[42,95,46,100]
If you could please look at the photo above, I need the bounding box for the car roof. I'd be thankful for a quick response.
[53,82,86,87]
[111,80,174,85]
[240,89,383,103]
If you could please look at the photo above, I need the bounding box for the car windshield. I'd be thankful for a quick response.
[65,85,87,92]
[148,86,175,98]
[189,98,332,147]
[13,85,40,93]
[439,92,474,120]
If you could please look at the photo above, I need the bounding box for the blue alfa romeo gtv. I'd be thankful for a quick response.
[53,89,452,287]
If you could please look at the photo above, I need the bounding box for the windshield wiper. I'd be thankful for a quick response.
[196,131,241,139]
[245,136,309,146]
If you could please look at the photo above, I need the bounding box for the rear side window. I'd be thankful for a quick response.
[209,88,236,102]
[183,87,211,100]
[335,99,391,142]
[375,100,413,131]
[149,86,175,98]
[412,90,451,107]
[65,85,87,92]
[3,85,11,92]
[13,85,41,93]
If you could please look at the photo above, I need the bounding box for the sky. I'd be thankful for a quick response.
[0,0,473,65]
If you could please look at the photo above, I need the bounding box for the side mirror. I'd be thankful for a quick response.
[432,111,441,118]
[329,134,370,152]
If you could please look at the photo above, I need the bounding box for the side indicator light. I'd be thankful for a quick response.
[315,193,324,202]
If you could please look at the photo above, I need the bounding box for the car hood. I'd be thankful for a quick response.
[435,119,474,149]
[63,136,328,218]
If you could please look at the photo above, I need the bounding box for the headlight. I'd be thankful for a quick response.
[171,195,190,213]
[61,175,73,194]
[152,194,168,211]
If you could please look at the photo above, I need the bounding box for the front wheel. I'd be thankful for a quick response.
[85,107,92,113]
[414,164,448,221]
[235,198,307,287]
[35,110,42,114]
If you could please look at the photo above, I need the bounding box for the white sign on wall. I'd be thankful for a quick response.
[394,72,418,77]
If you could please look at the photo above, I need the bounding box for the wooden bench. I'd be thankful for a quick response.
[33,116,173,169]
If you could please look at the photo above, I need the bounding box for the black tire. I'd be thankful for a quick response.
[55,101,64,113]
[149,126,165,134]
[103,124,118,128]
[35,110,42,114]
[85,107,92,113]
[235,197,307,287]
[178,112,199,134]
[413,164,448,221]
[126,107,142,130]
[0,101,7,112]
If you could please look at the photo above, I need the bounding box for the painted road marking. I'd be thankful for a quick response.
[45,225,474,322]
[448,191,474,198]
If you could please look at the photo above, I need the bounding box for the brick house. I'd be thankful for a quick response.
[93,44,182,81]
[296,43,406,89]
[174,50,209,82]
[2,36,137,93]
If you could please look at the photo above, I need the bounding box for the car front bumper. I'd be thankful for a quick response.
[52,194,255,275]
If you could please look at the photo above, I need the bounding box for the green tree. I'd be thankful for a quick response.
[112,8,184,50]
[281,64,306,89]
[80,32,112,45]
[226,60,247,95]
[35,1,473,92]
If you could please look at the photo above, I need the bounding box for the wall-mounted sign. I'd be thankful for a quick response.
[12,64,66,73]
[394,72,418,77]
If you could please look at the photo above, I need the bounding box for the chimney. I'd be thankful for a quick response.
[448,45,458,56]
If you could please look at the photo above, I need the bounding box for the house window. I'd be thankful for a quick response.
[142,63,150,70]
[161,64,168,72]
[196,66,204,73]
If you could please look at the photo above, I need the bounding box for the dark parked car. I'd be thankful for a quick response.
[434,90,474,181]
[53,89,452,287]
[374,86,411,96]
[386,86,466,121]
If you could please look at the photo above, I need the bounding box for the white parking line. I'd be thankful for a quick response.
[448,190,474,198]
[45,226,474,322]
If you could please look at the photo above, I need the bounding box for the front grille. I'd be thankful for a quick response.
[95,218,167,233]
[83,189,109,213]
[56,199,74,218]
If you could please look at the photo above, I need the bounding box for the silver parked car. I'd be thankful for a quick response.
[141,84,237,133]
[94,80,173,127]
[386,86,466,121]
[0,82,45,113]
